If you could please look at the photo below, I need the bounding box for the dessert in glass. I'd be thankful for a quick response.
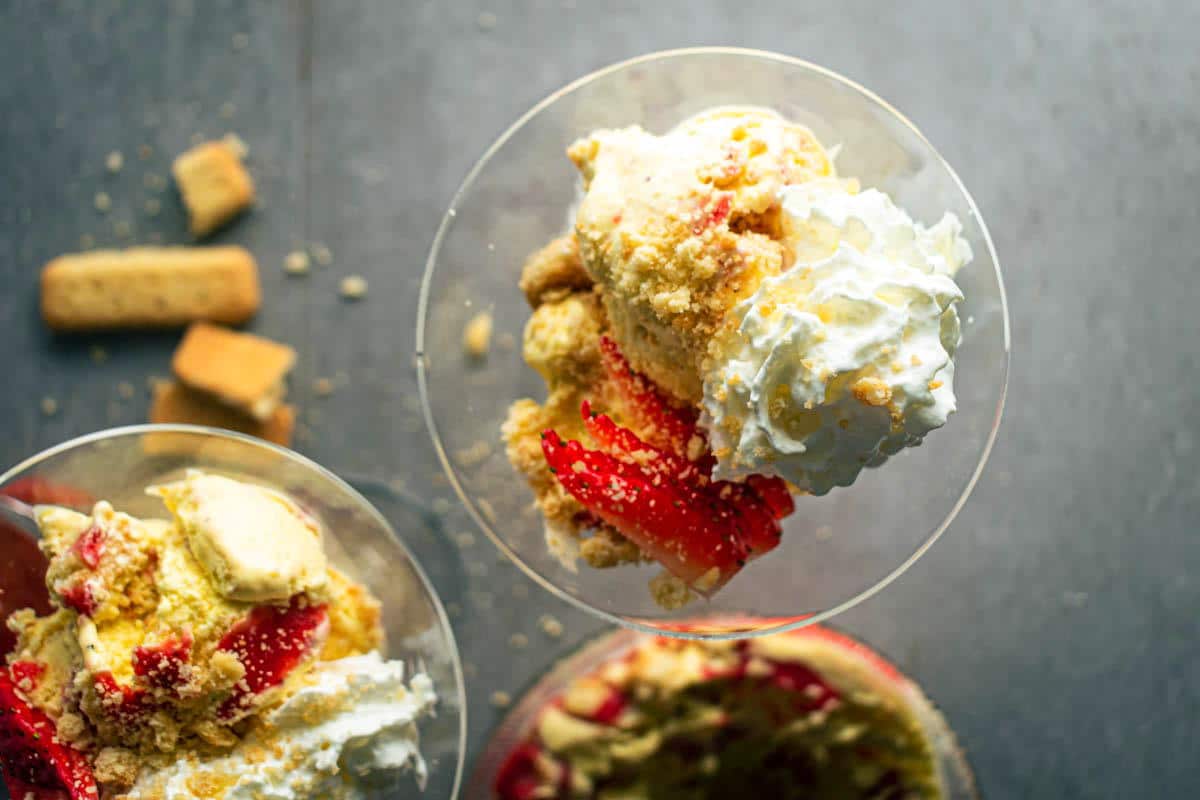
[0,426,465,800]
[468,622,978,799]
[418,48,1008,635]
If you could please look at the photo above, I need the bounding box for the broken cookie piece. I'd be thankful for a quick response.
[149,380,295,447]
[171,323,295,421]
[172,136,255,237]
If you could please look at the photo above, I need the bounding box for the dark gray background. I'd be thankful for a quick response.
[2,2,1197,798]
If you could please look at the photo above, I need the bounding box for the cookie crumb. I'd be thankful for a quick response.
[90,345,109,364]
[312,377,334,396]
[113,219,132,238]
[222,133,249,159]
[284,250,310,275]
[143,198,161,216]
[339,275,368,300]
[455,439,492,467]
[231,31,249,50]
[94,192,112,212]
[649,571,694,610]
[490,690,512,708]
[138,144,153,160]
[508,633,529,650]
[453,531,476,548]
[105,151,124,173]
[477,11,498,29]
[538,614,564,638]
[143,172,166,191]
[463,310,493,357]
[311,243,332,266]
[116,381,136,400]
[219,101,236,119]
[814,525,834,541]
[40,396,59,416]
[431,497,452,515]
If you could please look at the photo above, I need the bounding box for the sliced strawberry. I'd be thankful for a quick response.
[0,668,98,800]
[746,474,795,520]
[587,689,627,726]
[542,430,746,590]
[216,597,328,720]
[692,191,733,234]
[57,579,98,617]
[70,524,105,570]
[598,336,697,456]
[718,481,782,560]
[92,672,152,725]
[494,743,569,800]
[766,661,840,711]
[132,632,193,691]
[582,401,706,487]
[10,661,45,691]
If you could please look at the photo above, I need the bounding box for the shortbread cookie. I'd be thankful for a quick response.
[171,322,295,420]
[40,246,260,331]
[148,380,295,446]
[172,136,255,237]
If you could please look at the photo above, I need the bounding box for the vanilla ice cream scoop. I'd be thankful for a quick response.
[701,180,970,494]
[151,469,327,602]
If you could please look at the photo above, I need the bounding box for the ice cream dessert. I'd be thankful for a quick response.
[491,625,950,799]
[1,470,436,800]
[503,107,970,605]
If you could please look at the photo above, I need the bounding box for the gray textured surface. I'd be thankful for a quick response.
[1,1,1198,798]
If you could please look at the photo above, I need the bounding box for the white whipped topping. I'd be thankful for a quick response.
[124,653,437,799]
[701,180,970,494]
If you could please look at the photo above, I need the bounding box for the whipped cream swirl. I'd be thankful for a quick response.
[123,652,437,799]
[701,180,971,494]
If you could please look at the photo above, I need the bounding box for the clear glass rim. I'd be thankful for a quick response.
[0,423,468,800]
[467,620,981,800]
[416,46,1011,641]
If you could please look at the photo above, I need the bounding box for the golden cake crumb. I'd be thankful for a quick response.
[463,310,494,358]
[851,376,892,407]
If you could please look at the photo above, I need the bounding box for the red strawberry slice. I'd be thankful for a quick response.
[494,743,570,800]
[10,662,45,691]
[92,672,152,725]
[692,192,733,234]
[586,689,627,726]
[132,632,193,691]
[216,597,328,720]
[546,402,790,588]
[746,474,795,520]
[56,579,98,617]
[0,667,98,800]
[546,338,796,593]
[542,429,747,590]
[598,336,697,456]
[70,524,105,570]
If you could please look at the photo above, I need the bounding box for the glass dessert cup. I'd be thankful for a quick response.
[0,424,466,800]
[466,621,980,799]
[417,47,1009,637]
